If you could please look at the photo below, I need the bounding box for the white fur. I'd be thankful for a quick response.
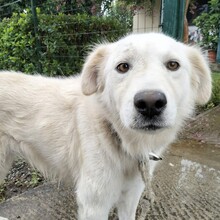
[0,33,211,219]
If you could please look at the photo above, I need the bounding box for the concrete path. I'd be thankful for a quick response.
[0,106,220,219]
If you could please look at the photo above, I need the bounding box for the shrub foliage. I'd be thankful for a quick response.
[0,10,130,76]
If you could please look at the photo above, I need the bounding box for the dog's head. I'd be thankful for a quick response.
[81,33,212,134]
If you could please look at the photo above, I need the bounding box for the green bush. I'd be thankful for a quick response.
[0,11,36,73]
[0,9,130,76]
[193,0,220,51]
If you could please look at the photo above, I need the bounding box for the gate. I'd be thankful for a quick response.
[162,0,186,41]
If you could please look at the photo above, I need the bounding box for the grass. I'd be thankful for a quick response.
[199,72,220,111]
[210,72,220,106]
[196,72,220,111]
[212,72,220,80]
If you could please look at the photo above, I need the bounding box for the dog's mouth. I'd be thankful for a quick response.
[142,124,163,131]
[132,123,165,131]
[131,115,168,132]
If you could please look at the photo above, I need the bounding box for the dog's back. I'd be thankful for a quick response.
[0,71,83,182]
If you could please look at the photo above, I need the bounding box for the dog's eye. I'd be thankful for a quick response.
[166,61,180,71]
[116,63,130,73]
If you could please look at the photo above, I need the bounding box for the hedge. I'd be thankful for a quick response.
[0,9,130,76]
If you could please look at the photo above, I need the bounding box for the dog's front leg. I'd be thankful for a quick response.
[77,166,121,220]
[117,173,145,220]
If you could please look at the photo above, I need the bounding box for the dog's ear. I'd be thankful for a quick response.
[81,44,108,96]
[188,47,212,105]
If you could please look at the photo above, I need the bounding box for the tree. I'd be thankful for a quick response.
[107,1,133,29]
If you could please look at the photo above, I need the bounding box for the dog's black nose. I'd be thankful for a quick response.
[134,90,167,118]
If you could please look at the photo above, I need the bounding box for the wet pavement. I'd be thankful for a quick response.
[137,140,220,220]
[0,106,220,219]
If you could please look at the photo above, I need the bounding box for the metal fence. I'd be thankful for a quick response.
[0,0,133,75]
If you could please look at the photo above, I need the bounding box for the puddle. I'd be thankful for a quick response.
[169,139,220,170]
[178,158,220,188]
[146,139,220,219]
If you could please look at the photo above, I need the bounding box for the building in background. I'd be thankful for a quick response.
[132,0,219,64]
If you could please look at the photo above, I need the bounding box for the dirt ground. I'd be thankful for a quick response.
[0,160,44,203]
[0,106,219,219]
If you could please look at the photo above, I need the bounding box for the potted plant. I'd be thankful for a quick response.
[193,0,220,63]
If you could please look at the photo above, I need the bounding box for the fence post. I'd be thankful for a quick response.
[31,0,42,73]
[217,28,220,64]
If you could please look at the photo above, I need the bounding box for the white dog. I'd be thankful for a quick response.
[0,33,211,219]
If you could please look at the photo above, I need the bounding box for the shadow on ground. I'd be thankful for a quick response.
[0,106,219,220]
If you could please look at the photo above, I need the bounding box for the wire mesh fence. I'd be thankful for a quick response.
[0,1,163,76]
[0,0,133,76]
